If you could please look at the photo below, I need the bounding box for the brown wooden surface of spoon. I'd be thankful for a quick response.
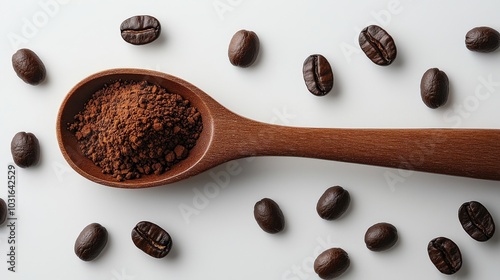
[56,69,500,188]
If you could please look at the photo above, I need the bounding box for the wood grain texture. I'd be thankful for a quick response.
[209,110,500,180]
[213,115,500,181]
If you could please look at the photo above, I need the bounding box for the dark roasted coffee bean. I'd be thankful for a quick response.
[316,186,350,220]
[10,132,40,168]
[120,15,161,45]
[228,29,260,67]
[132,221,173,258]
[74,223,108,261]
[420,68,449,109]
[254,198,285,234]
[314,248,350,279]
[359,25,397,66]
[0,198,6,226]
[458,201,495,241]
[12,48,46,85]
[364,222,398,251]
[302,54,334,96]
[427,237,462,275]
[465,26,500,53]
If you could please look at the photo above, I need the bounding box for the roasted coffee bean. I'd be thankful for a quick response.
[254,198,285,234]
[316,186,350,220]
[314,248,350,279]
[10,132,40,168]
[420,68,449,109]
[120,15,161,45]
[358,25,397,66]
[465,26,500,53]
[0,198,6,226]
[458,201,495,242]
[228,29,260,67]
[302,54,334,96]
[132,221,173,258]
[12,48,46,85]
[74,223,108,261]
[364,222,398,251]
[427,237,462,275]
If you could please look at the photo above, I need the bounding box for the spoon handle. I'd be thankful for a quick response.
[226,121,500,180]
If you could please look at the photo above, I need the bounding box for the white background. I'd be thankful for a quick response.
[1,0,500,279]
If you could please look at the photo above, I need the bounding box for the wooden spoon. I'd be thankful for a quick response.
[56,68,500,188]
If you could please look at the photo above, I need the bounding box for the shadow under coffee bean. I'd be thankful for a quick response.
[68,80,203,181]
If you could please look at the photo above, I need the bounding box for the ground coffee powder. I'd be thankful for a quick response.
[68,80,203,181]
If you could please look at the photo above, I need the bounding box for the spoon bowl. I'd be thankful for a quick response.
[57,68,500,188]
[57,68,219,188]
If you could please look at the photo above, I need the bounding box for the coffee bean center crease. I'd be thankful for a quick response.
[466,206,489,234]
[122,27,159,34]
[431,239,459,273]
[136,229,167,250]
[363,32,391,63]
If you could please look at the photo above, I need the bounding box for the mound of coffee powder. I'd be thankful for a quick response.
[68,80,202,181]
